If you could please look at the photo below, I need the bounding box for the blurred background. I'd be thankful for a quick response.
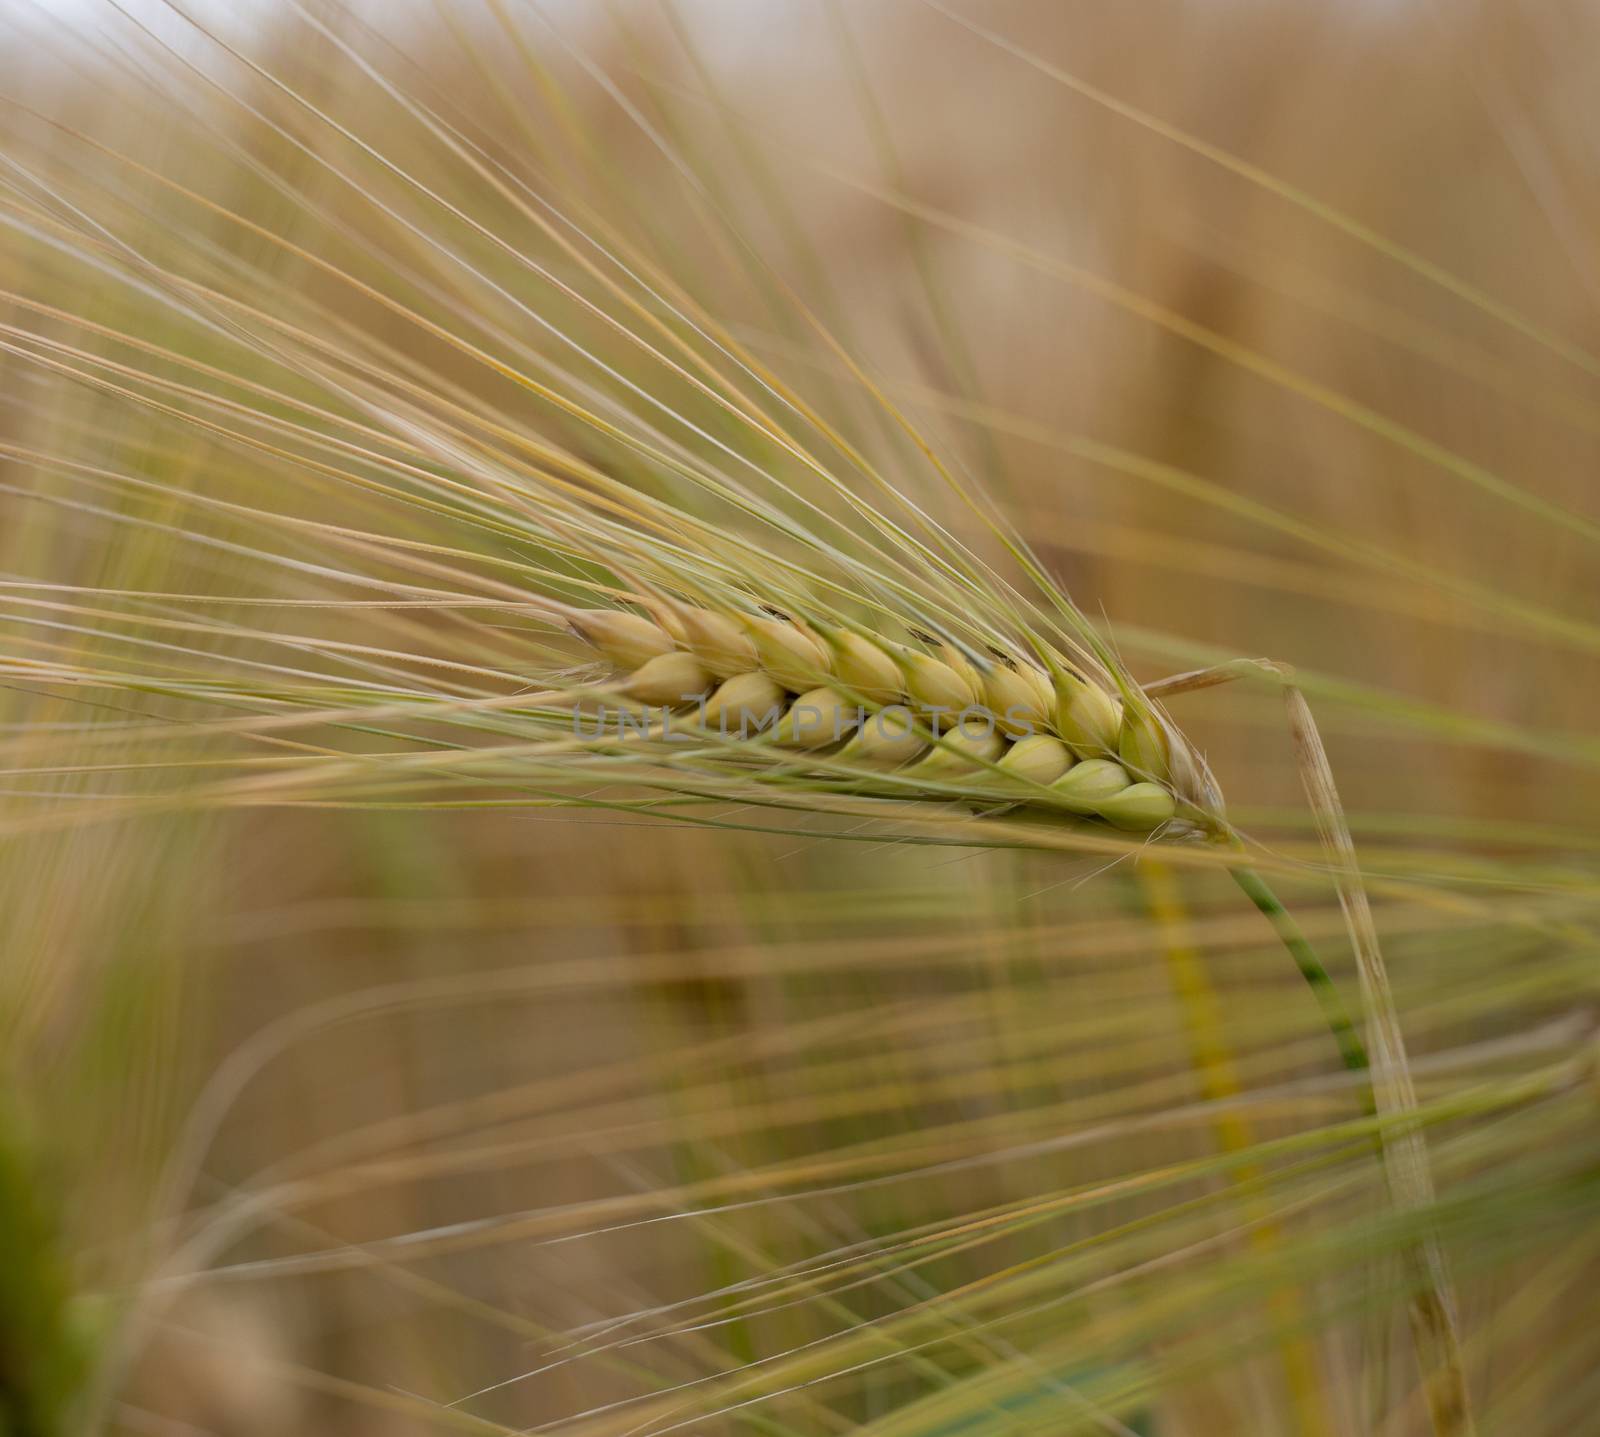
[1,2,1598,1433]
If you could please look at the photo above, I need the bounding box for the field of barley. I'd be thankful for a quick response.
[1,2,1598,1434]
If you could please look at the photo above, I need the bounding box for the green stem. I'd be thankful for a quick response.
[1229,864,1373,1110]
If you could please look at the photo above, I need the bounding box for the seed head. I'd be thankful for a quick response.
[572,603,1196,839]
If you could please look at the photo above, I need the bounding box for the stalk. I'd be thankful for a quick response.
[1232,856,1473,1436]
[1228,862,1372,1102]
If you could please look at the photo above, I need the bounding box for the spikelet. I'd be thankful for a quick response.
[828,630,903,705]
[997,733,1075,786]
[1051,757,1133,813]
[777,687,859,749]
[931,640,983,703]
[678,607,759,679]
[1018,661,1057,711]
[982,659,1051,738]
[1132,703,1214,815]
[571,609,675,669]
[746,614,831,692]
[1097,782,1177,831]
[908,721,1006,779]
[901,650,980,716]
[623,652,714,705]
[842,706,926,766]
[1118,706,1173,784]
[700,672,788,735]
[1054,671,1123,757]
